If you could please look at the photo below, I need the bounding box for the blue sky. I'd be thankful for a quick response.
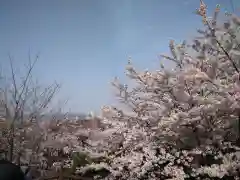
[0,0,238,114]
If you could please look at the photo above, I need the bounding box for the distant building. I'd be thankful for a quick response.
[79,117,102,130]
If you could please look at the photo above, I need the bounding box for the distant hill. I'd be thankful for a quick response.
[42,112,87,121]
[0,100,88,121]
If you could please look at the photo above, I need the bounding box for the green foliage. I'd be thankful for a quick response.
[69,151,93,174]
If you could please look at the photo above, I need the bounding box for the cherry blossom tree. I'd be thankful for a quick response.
[98,1,240,179]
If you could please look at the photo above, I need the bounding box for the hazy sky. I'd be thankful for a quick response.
[0,0,238,113]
